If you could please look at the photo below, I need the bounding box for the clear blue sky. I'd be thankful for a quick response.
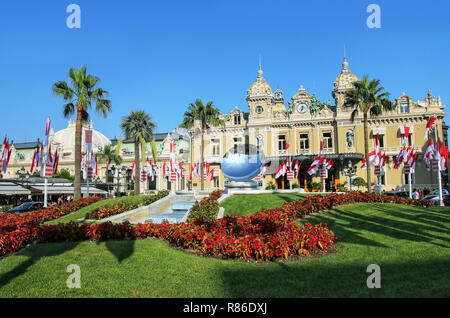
[1,0,449,142]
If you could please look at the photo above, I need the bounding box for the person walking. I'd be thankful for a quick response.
[412,189,419,200]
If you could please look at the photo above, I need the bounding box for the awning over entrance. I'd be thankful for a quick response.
[264,153,364,174]
[0,182,32,195]
[30,185,108,195]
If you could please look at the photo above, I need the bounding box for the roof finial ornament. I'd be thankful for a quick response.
[257,54,263,79]
[342,48,349,73]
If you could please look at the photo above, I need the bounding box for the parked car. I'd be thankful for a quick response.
[420,193,450,205]
[6,202,46,214]
[384,190,409,198]
[429,189,450,196]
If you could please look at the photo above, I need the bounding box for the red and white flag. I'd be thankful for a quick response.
[275,165,284,179]
[294,161,300,177]
[402,126,410,146]
[439,141,448,170]
[284,142,290,151]
[325,160,334,170]
[411,152,418,171]
[424,117,437,140]
[131,161,136,179]
[53,150,59,175]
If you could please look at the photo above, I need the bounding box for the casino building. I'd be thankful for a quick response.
[188,57,448,192]
[2,56,448,195]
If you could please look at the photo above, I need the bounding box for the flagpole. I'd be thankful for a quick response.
[44,177,48,207]
[434,115,444,206]
[408,170,412,199]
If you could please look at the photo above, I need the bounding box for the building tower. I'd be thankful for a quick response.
[246,63,274,117]
[332,57,358,112]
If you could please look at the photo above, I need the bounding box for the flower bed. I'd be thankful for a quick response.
[1,191,433,261]
[0,197,101,257]
[86,190,170,220]
[186,190,224,222]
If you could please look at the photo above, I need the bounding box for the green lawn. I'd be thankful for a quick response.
[45,195,153,225]
[1,195,450,297]
[221,193,307,216]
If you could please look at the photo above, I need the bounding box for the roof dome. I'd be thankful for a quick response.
[52,120,111,157]
[333,57,358,92]
[247,65,273,96]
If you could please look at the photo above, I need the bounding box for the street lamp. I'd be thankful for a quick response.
[16,167,31,185]
[345,161,357,192]
[110,165,128,196]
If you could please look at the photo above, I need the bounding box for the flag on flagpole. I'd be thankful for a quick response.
[402,126,410,146]
[294,160,300,177]
[44,117,51,148]
[424,117,437,139]
[275,165,283,179]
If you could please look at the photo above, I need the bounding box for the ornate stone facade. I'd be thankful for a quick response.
[190,57,448,192]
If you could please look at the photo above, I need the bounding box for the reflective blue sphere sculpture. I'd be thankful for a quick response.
[221,144,265,182]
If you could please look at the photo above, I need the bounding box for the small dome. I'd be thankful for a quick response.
[333,57,358,91]
[53,120,111,157]
[248,66,273,96]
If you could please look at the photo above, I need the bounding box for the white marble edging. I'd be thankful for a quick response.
[100,193,175,223]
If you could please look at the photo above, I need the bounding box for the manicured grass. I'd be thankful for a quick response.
[45,195,153,225]
[221,193,307,216]
[1,196,449,297]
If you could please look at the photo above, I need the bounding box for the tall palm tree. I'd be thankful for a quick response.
[53,65,112,199]
[179,99,223,190]
[97,144,122,182]
[121,110,156,194]
[344,75,393,193]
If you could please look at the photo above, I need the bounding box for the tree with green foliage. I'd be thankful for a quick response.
[344,75,393,193]
[311,181,322,191]
[121,110,156,194]
[353,177,367,191]
[97,144,122,182]
[53,65,112,199]
[336,181,348,192]
[57,169,75,181]
[179,99,223,190]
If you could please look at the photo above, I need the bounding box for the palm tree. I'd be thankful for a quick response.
[344,75,393,193]
[121,110,156,194]
[53,65,112,199]
[97,144,122,182]
[179,99,223,190]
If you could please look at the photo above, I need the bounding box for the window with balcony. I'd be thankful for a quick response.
[277,134,287,151]
[211,138,220,156]
[400,103,409,113]
[299,133,309,150]
[322,132,333,149]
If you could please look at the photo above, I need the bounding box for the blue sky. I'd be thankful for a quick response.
[1,0,449,142]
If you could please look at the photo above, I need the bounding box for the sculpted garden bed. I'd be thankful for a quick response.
[86,190,170,220]
[0,191,432,262]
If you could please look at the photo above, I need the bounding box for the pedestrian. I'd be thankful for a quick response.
[412,189,419,200]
